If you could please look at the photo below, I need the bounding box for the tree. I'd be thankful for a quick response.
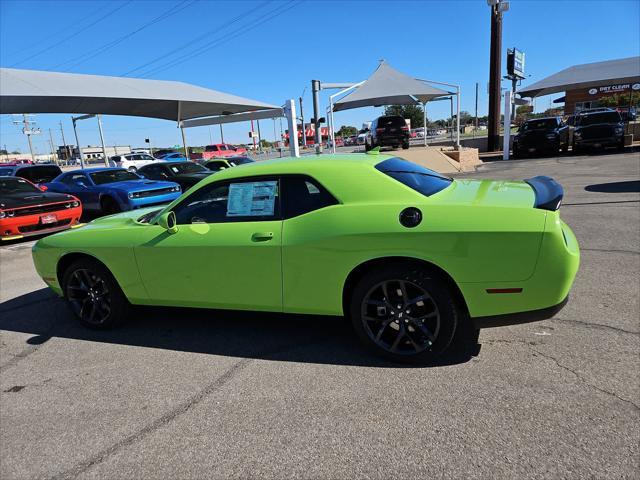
[598,92,640,108]
[383,104,424,128]
[0,149,7,155]
[335,125,357,138]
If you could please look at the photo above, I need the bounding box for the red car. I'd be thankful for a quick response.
[200,143,248,160]
[0,176,82,240]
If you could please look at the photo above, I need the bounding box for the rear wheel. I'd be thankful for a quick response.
[350,264,461,364]
[128,166,137,173]
[100,196,121,215]
[402,141,410,149]
[62,258,129,329]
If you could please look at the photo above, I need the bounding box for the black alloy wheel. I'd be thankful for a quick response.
[350,265,461,364]
[63,259,129,329]
[361,279,441,355]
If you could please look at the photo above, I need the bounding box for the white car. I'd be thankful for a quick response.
[109,153,160,172]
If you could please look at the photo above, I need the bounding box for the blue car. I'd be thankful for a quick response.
[160,153,188,161]
[45,168,182,215]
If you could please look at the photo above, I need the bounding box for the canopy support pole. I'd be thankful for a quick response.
[327,81,365,154]
[416,78,461,148]
[503,90,512,160]
[177,101,189,160]
[97,114,109,167]
[71,117,84,169]
[284,99,300,158]
[423,103,427,147]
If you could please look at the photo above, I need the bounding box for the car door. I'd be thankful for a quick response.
[134,176,283,311]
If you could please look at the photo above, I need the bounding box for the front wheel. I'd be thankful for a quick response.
[62,258,129,329]
[402,141,410,149]
[350,264,461,364]
[128,166,137,173]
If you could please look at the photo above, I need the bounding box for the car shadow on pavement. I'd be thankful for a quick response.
[584,180,640,193]
[0,289,476,369]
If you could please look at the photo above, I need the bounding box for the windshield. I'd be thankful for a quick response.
[227,157,254,166]
[168,162,207,174]
[137,208,162,224]
[90,169,140,185]
[577,112,622,126]
[377,116,407,128]
[375,158,452,197]
[523,119,557,130]
[0,167,14,177]
[0,177,40,194]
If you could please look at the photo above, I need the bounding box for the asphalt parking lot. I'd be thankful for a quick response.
[1,149,638,479]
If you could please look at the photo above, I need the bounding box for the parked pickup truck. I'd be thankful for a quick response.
[573,109,625,152]
[191,144,248,161]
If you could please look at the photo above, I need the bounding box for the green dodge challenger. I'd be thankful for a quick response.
[32,154,579,363]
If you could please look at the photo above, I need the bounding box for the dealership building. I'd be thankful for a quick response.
[518,56,640,115]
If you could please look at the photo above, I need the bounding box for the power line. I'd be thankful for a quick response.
[50,0,197,72]
[2,2,112,59]
[121,0,271,77]
[9,1,133,68]
[140,0,301,78]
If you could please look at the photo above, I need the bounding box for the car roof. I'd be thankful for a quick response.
[64,167,128,174]
[525,116,558,121]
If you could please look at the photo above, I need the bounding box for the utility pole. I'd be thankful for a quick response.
[48,128,57,165]
[487,0,507,151]
[219,124,225,144]
[59,121,71,163]
[256,119,262,153]
[13,114,40,162]
[311,79,322,153]
[475,82,479,131]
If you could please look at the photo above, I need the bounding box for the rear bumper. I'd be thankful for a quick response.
[575,136,622,147]
[472,296,568,329]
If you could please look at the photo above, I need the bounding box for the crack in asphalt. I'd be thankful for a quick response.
[527,344,640,412]
[49,335,333,480]
[580,247,640,255]
[550,317,640,336]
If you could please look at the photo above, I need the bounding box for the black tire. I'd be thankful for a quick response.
[562,142,569,153]
[364,142,371,152]
[349,263,462,364]
[572,141,581,155]
[62,258,129,329]
[512,144,519,159]
[402,141,410,149]
[128,166,137,173]
[617,140,625,151]
[100,196,121,215]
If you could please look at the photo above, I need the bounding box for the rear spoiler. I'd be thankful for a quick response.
[524,176,564,211]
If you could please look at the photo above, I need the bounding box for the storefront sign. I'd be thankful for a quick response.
[588,83,637,95]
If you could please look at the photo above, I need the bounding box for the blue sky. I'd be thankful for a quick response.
[1,0,639,153]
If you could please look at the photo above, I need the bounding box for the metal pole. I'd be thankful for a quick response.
[284,99,300,158]
[329,96,336,154]
[423,103,428,147]
[256,120,262,153]
[72,118,85,169]
[219,124,225,144]
[59,121,70,163]
[299,96,307,147]
[23,114,35,162]
[488,2,503,151]
[503,90,512,160]
[456,86,461,148]
[180,126,188,159]
[311,79,322,153]
[48,128,57,165]
[449,97,454,142]
[97,114,109,167]
[475,82,479,133]
[250,120,257,151]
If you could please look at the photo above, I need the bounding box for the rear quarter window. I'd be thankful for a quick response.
[375,158,452,197]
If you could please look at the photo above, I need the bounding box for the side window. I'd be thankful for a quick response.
[281,176,338,219]
[173,178,280,225]
[64,174,89,186]
[206,161,227,172]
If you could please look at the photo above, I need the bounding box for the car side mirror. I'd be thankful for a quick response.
[157,211,178,234]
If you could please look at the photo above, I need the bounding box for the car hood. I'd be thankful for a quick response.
[0,191,76,209]
[103,180,178,192]
[438,179,536,208]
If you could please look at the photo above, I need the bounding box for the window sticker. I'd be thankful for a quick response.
[227,181,277,217]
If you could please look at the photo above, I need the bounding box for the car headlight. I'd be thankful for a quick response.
[614,127,623,135]
[72,201,79,207]
[128,192,135,199]
[0,211,5,219]
[172,186,180,192]
[2,210,14,218]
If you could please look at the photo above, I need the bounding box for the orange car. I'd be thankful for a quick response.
[0,176,82,240]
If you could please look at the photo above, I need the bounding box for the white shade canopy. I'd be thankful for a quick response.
[0,68,279,121]
[333,61,451,112]
[517,56,640,98]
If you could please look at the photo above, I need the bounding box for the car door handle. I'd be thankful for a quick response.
[251,232,274,242]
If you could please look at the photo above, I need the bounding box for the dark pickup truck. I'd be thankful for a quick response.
[573,110,625,152]
[512,117,570,157]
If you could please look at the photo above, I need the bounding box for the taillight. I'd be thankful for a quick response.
[401,126,409,131]
[376,128,384,133]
